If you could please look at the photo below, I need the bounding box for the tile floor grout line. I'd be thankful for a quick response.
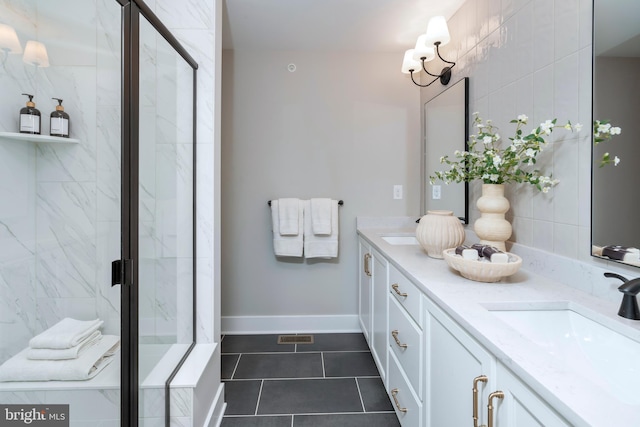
[230,353,242,380]
[354,377,367,413]
[254,379,265,416]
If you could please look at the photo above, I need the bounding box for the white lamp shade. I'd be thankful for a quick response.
[23,40,49,67]
[401,49,421,74]
[0,24,22,53]
[412,34,435,62]
[424,16,451,46]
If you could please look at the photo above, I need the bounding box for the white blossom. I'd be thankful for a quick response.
[483,136,492,144]
[573,123,582,132]
[517,114,528,123]
[610,127,621,135]
[614,156,620,166]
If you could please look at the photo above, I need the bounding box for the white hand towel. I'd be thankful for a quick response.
[278,198,300,235]
[271,199,304,257]
[29,318,104,349]
[0,335,120,382]
[304,200,339,258]
[26,331,102,360]
[310,198,332,235]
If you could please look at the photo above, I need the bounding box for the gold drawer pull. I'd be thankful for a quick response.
[391,283,407,297]
[473,375,488,427]
[391,388,407,413]
[487,390,504,427]
[364,253,371,276]
[391,330,408,349]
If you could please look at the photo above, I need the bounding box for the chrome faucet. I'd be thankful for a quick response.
[604,272,640,320]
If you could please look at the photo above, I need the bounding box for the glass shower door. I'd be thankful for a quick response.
[136,10,195,426]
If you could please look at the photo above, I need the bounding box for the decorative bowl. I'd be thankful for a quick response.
[442,248,522,283]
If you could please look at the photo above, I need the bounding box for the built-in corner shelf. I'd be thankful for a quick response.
[0,131,80,144]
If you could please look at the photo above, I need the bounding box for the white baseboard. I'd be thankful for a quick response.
[222,314,361,334]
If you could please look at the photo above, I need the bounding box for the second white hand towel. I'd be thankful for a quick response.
[304,199,339,258]
[271,199,304,257]
[310,198,332,235]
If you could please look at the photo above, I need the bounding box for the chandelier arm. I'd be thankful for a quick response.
[420,58,441,77]
[434,42,456,67]
[410,70,440,88]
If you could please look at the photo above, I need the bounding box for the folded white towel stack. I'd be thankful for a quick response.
[271,199,304,257]
[310,198,332,235]
[0,335,120,382]
[29,318,104,349]
[278,198,300,235]
[303,199,339,258]
[27,330,102,360]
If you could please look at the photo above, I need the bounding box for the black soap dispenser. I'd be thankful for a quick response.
[19,93,41,135]
[50,98,70,138]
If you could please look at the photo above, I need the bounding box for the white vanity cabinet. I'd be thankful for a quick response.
[425,296,570,427]
[371,247,389,383]
[493,363,571,427]
[358,238,372,343]
[425,297,496,427]
[358,237,388,381]
[387,263,424,426]
[357,233,575,427]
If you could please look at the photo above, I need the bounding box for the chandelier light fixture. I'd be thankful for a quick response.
[401,16,456,87]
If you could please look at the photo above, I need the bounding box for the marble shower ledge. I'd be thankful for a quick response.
[0,132,80,144]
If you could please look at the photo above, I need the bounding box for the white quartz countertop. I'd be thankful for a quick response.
[357,225,640,427]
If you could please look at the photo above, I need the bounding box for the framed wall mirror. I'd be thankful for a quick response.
[591,0,640,267]
[422,77,469,222]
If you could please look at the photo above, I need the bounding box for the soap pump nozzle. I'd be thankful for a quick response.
[22,93,35,107]
[52,97,64,111]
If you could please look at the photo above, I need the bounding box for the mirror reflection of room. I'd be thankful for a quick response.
[591,0,640,267]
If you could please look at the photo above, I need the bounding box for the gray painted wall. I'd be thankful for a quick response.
[221,50,420,322]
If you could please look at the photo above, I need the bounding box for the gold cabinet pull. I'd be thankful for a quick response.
[472,375,488,427]
[364,253,371,276]
[487,390,504,427]
[391,330,408,349]
[391,388,407,413]
[391,283,407,297]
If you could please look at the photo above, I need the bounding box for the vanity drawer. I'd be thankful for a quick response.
[388,350,422,427]
[388,295,423,399]
[389,264,422,326]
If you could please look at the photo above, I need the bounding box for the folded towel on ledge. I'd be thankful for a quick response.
[0,335,120,382]
[304,199,339,258]
[310,198,332,235]
[29,318,103,350]
[271,199,304,257]
[26,331,101,360]
[278,198,301,235]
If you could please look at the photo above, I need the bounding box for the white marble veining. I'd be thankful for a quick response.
[358,220,640,427]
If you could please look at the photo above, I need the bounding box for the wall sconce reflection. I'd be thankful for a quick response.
[0,23,22,67]
[23,40,49,68]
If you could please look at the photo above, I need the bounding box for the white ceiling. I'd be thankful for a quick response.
[222,0,466,53]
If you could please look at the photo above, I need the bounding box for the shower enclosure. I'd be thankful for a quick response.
[0,0,197,425]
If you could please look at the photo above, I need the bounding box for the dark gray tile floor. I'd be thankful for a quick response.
[221,333,401,427]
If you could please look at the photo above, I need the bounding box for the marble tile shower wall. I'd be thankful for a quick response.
[434,0,593,263]
[0,0,121,364]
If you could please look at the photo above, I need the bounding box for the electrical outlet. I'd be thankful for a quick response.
[393,185,403,200]
[432,185,441,200]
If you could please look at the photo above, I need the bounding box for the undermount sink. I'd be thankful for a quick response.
[380,235,419,245]
[486,301,640,405]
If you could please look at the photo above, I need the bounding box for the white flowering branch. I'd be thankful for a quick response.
[430,113,580,193]
[594,120,622,167]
